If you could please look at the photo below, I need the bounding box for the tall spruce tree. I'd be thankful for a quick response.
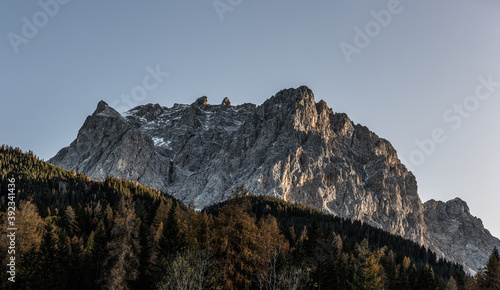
[36,222,62,290]
[158,202,184,264]
[479,247,500,289]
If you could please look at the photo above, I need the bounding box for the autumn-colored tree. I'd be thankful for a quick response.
[445,276,457,290]
[210,199,275,288]
[466,275,480,290]
[152,199,171,228]
[102,199,141,290]
[257,216,290,289]
[0,201,45,288]
[348,240,383,290]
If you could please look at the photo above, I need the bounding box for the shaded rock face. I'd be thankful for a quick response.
[50,86,497,272]
[50,101,169,190]
[424,198,500,274]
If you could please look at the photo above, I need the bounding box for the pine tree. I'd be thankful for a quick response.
[393,257,411,290]
[414,265,437,290]
[478,247,500,289]
[135,220,154,290]
[314,234,346,290]
[56,230,71,289]
[158,202,184,264]
[380,249,397,290]
[36,222,62,290]
[305,217,321,251]
[85,223,108,289]
[194,211,212,250]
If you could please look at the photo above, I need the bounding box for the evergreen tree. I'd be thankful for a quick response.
[302,217,321,261]
[158,202,184,265]
[414,265,437,290]
[478,247,500,289]
[135,220,154,290]
[35,222,62,290]
[314,234,346,289]
[84,223,108,289]
[56,230,71,289]
[380,249,398,290]
[393,258,411,290]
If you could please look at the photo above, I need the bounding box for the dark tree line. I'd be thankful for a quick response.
[1,146,495,289]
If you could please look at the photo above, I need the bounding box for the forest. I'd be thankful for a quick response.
[1,145,499,289]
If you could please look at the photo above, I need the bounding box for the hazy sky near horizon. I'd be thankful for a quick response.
[1,1,500,237]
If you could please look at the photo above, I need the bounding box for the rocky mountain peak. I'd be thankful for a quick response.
[315,99,330,114]
[446,197,471,215]
[92,100,122,119]
[129,103,165,122]
[424,198,500,273]
[194,96,209,107]
[49,86,500,273]
[94,100,110,115]
[261,86,321,133]
[222,97,231,107]
[425,198,471,216]
[266,86,315,108]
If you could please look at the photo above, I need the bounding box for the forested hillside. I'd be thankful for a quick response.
[1,146,497,289]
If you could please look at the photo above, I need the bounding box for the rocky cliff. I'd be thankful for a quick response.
[424,198,500,273]
[49,86,499,272]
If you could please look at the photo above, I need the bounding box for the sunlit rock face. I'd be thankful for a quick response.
[50,86,499,272]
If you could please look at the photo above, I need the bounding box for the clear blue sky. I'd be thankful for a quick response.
[1,0,499,237]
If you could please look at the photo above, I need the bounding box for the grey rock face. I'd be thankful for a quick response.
[49,101,169,190]
[424,198,500,274]
[49,86,497,272]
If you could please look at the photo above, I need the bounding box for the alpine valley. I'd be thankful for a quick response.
[49,86,500,274]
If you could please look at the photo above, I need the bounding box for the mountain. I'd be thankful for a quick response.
[49,86,500,273]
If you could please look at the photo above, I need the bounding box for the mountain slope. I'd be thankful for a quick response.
[49,86,499,272]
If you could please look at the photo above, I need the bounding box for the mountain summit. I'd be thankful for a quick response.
[49,86,499,272]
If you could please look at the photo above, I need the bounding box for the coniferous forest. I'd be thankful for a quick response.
[1,146,499,289]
